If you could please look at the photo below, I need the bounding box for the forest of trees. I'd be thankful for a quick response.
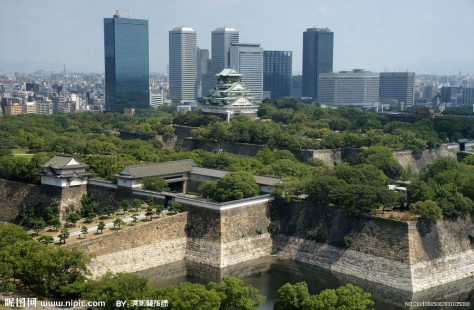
[0,100,473,219]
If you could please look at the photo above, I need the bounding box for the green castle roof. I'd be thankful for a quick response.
[216,67,242,77]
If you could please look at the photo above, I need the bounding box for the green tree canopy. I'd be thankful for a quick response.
[142,177,170,192]
[211,171,259,202]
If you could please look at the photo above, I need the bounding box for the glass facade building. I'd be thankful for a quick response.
[229,43,264,102]
[263,51,292,99]
[169,27,197,103]
[104,15,149,113]
[302,28,333,99]
[211,27,239,77]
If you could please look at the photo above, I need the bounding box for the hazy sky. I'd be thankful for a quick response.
[1,0,474,75]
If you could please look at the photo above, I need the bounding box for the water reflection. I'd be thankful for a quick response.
[136,257,473,310]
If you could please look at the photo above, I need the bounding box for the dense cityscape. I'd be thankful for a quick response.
[0,1,473,310]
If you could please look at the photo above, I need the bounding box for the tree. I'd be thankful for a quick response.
[86,212,97,223]
[306,175,345,205]
[155,205,164,218]
[274,282,374,310]
[83,272,156,310]
[208,276,265,310]
[97,221,106,234]
[133,199,142,211]
[211,171,259,202]
[356,146,403,180]
[81,226,88,239]
[142,177,169,192]
[155,282,221,310]
[198,181,217,198]
[59,228,70,244]
[274,282,311,310]
[113,218,125,229]
[101,205,115,218]
[49,216,61,231]
[329,184,378,216]
[169,201,181,214]
[33,219,46,236]
[409,200,443,223]
[66,213,81,227]
[146,195,154,207]
[145,207,155,221]
[37,235,54,245]
[120,200,131,216]
[0,224,31,248]
[132,214,139,225]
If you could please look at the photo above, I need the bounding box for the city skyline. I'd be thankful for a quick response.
[1,0,474,75]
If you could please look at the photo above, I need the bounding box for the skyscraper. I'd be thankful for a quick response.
[302,28,334,99]
[104,13,149,113]
[229,43,263,102]
[196,48,209,98]
[211,27,239,76]
[379,72,415,106]
[169,27,197,103]
[263,51,292,99]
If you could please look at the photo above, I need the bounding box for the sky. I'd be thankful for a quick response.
[1,0,474,75]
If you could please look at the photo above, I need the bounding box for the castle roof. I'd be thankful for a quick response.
[216,67,242,77]
[116,159,196,179]
[40,155,89,170]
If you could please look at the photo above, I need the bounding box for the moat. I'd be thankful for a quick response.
[136,257,474,310]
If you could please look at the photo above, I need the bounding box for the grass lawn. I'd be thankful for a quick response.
[9,148,30,154]
[9,148,36,159]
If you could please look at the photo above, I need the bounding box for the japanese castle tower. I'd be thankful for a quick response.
[201,67,259,121]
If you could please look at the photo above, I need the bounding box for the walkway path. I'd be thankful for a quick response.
[54,210,168,242]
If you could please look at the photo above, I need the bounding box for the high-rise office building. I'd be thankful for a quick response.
[302,28,334,99]
[318,70,379,107]
[104,13,149,113]
[462,87,474,106]
[196,48,209,98]
[229,43,263,102]
[263,51,292,99]
[211,27,239,77]
[169,27,197,103]
[379,72,415,106]
[291,75,303,99]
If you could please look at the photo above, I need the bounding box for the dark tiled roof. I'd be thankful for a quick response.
[190,167,281,186]
[117,159,196,179]
[40,155,89,169]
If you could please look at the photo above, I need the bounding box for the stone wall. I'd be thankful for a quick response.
[0,179,56,223]
[179,199,273,268]
[273,201,474,292]
[392,145,458,172]
[181,138,316,162]
[69,212,188,276]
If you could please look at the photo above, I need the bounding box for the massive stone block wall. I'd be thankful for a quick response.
[220,202,273,267]
[181,138,317,162]
[180,200,273,268]
[0,179,56,223]
[69,212,188,276]
[392,145,457,172]
[273,201,474,292]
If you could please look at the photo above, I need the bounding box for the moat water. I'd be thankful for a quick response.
[136,257,474,310]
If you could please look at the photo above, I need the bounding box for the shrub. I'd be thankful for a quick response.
[409,200,443,223]
[342,235,353,248]
[267,221,281,234]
